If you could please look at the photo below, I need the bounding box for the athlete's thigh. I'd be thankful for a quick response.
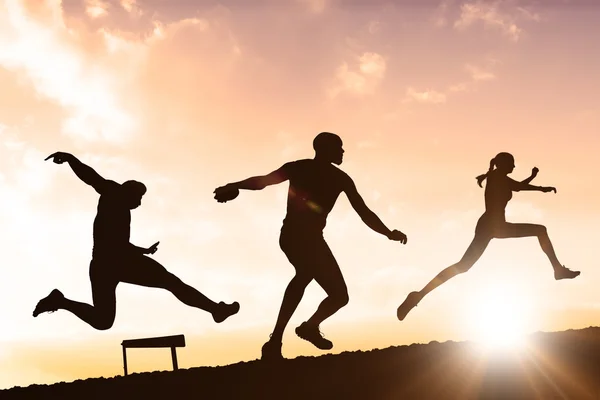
[89,259,118,313]
[457,234,491,266]
[460,217,493,265]
[495,222,544,239]
[279,230,318,279]
[119,254,178,289]
[310,238,346,296]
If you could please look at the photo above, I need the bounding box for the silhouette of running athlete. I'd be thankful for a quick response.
[397,152,580,321]
[33,152,239,329]
[214,132,407,360]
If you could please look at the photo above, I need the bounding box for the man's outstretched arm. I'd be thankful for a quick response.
[226,164,291,190]
[214,163,291,202]
[45,152,109,194]
[344,178,407,243]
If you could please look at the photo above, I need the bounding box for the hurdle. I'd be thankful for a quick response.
[121,334,186,376]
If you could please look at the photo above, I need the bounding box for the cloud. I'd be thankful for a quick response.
[85,0,109,19]
[461,58,498,85]
[328,52,387,97]
[448,82,470,93]
[447,61,497,93]
[119,0,141,15]
[453,1,540,42]
[0,124,58,194]
[403,58,497,104]
[465,63,496,81]
[403,87,447,104]
[359,52,386,78]
[516,6,541,22]
[0,0,138,144]
[298,0,329,14]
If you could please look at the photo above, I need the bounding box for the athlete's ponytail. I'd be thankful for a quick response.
[476,158,495,188]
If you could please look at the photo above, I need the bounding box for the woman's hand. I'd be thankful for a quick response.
[541,186,557,193]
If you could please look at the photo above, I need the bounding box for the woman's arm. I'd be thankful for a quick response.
[520,167,539,184]
[509,177,556,193]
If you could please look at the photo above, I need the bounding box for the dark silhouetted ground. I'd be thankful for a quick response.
[3,327,600,399]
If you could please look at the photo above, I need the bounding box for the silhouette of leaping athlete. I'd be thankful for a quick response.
[397,152,580,321]
[214,132,407,360]
[33,152,239,329]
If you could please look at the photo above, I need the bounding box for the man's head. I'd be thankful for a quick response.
[313,132,344,165]
[121,180,146,209]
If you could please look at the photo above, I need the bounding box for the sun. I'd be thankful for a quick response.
[465,284,534,351]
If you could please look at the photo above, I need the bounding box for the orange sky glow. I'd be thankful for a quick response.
[1,0,599,390]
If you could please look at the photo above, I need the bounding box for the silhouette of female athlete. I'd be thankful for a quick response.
[33,152,239,329]
[214,132,407,360]
[397,152,580,321]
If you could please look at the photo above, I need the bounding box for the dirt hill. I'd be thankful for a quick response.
[3,327,600,399]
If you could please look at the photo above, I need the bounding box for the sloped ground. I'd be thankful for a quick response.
[3,327,600,400]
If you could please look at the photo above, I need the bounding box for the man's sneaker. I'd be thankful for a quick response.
[261,337,284,361]
[397,291,421,321]
[33,289,64,317]
[554,266,580,280]
[295,322,333,350]
[212,301,240,323]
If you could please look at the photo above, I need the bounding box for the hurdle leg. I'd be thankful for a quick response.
[171,347,178,371]
[122,346,128,376]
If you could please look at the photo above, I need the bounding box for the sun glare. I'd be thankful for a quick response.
[465,285,534,351]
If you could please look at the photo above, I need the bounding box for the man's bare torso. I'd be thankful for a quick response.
[282,159,349,233]
[92,181,131,256]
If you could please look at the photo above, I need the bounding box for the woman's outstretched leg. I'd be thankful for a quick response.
[497,223,580,280]
[397,234,491,321]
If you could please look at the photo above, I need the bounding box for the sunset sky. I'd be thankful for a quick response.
[1,0,599,390]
